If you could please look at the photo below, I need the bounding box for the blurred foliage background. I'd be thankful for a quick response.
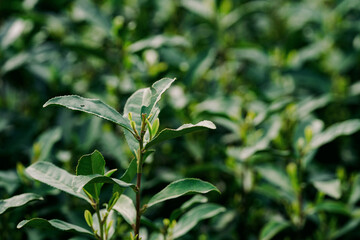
[1,0,360,239]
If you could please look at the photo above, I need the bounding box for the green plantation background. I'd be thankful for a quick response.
[1,0,360,239]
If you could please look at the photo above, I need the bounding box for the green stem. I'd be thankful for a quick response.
[134,114,147,240]
[96,204,104,240]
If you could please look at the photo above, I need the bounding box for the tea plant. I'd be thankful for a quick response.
[15,78,224,239]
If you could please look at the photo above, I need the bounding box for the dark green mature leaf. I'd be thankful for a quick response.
[259,219,291,240]
[17,218,93,235]
[26,162,135,203]
[43,95,132,132]
[76,150,105,200]
[310,119,360,149]
[147,178,219,208]
[145,120,216,149]
[171,203,225,239]
[0,193,43,214]
[113,195,136,225]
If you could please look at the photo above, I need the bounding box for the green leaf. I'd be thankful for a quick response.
[145,120,216,149]
[113,195,136,225]
[313,201,350,215]
[171,203,225,239]
[43,95,132,133]
[147,178,219,208]
[170,195,208,221]
[123,78,175,154]
[310,119,360,149]
[331,218,360,239]
[128,35,189,52]
[0,193,43,214]
[26,161,135,203]
[141,78,176,118]
[32,127,62,162]
[17,218,92,235]
[256,165,294,196]
[313,179,341,199]
[76,150,106,200]
[259,219,291,240]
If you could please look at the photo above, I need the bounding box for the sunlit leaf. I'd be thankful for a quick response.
[171,203,225,239]
[17,218,92,235]
[43,95,132,133]
[147,178,219,208]
[26,161,135,203]
[310,119,360,149]
[0,193,43,214]
[313,179,341,199]
[259,219,291,240]
[76,150,105,200]
[145,120,216,149]
[113,195,136,225]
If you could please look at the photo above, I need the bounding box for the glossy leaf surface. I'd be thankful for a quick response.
[145,120,216,149]
[171,203,225,239]
[17,218,93,235]
[147,178,219,208]
[76,150,105,199]
[259,219,291,240]
[26,161,134,203]
[43,95,132,132]
[113,195,136,225]
[0,193,43,214]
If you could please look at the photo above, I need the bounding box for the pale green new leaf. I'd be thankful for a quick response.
[17,218,93,235]
[113,195,136,225]
[0,193,43,214]
[145,120,216,149]
[310,119,360,149]
[171,203,225,239]
[43,95,132,132]
[147,178,219,208]
[259,219,291,240]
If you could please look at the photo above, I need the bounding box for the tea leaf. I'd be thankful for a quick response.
[259,219,291,240]
[310,119,360,149]
[113,195,136,225]
[145,120,216,149]
[43,95,132,133]
[76,150,106,200]
[313,179,341,199]
[17,218,93,235]
[147,178,219,208]
[26,162,135,203]
[0,193,43,214]
[123,78,175,153]
[171,203,225,239]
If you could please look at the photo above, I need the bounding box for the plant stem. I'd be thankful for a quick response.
[134,114,147,239]
[135,140,144,239]
[96,204,104,240]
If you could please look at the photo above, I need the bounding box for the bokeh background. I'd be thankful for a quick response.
[1,0,360,239]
